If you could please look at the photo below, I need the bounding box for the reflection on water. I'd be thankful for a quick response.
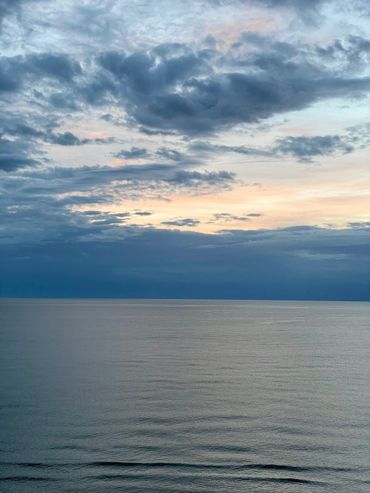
[0,299,369,492]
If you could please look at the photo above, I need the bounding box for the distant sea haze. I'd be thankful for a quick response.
[1,299,370,492]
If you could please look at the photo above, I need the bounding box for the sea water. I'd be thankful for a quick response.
[0,299,369,492]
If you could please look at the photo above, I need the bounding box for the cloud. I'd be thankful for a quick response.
[0,0,35,23]
[0,163,236,244]
[94,38,370,135]
[273,135,354,162]
[0,112,115,154]
[157,147,185,162]
[0,53,81,94]
[190,132,357,163]
[0,113,116,173]
[1,224,369,300]
[18,164,235,192]
[257,0,324,6]
[3,35,370,143]
[0,59,22,92]
[209,0,326,7]
[161,218,201,227]
[133,210,153,216]
[46,131,114,146]
[316,35,370,70]
[115,147,148,159]
[169,169,235,186]
[349,221,370,229]
[28,53,81,82]
[97,44,206,96]
[211,212,259,222]
[46,132,90,146]
[189,140,269,157]
[0,137,39,171]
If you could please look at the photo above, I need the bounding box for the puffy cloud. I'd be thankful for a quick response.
[2,36,370,141]
[94,38,370,135]
[97,45,207,96]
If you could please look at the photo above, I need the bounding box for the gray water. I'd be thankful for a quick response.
[0,300,369,492]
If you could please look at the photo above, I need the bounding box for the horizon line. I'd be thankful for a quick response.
[1,297,369,303]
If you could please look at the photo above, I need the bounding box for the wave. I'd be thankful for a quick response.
[1,460,363,473]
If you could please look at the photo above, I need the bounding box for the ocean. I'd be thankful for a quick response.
[0,299,369,492]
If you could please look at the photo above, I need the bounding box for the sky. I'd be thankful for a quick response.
[0,0,369,300]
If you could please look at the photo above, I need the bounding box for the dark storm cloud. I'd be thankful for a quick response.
[94,38,370,135]
[1,224,369,300]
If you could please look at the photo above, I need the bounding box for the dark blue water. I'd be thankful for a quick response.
[0,299,369,492]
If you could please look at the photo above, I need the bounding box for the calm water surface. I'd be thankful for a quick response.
[0,300,369,492]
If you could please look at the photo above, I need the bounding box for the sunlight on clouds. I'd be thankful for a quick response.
[74,176,369,233]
